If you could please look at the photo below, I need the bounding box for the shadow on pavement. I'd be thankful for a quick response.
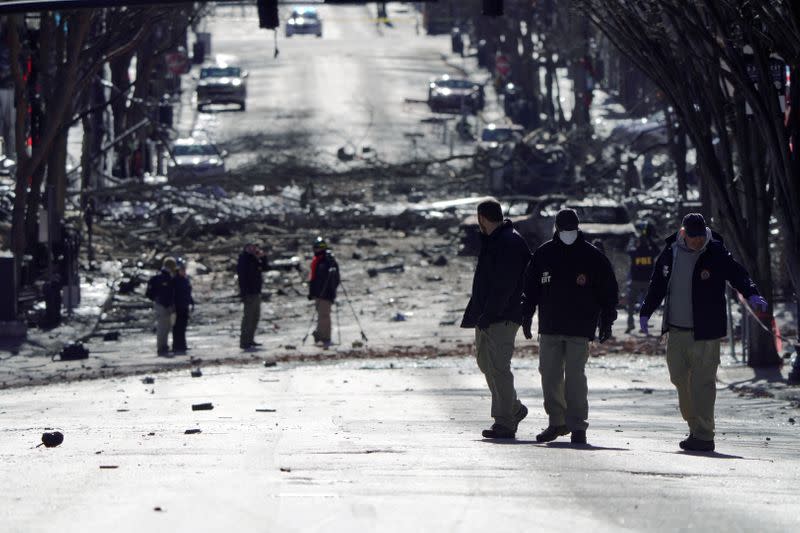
[545,442,630,452]
[676,450,744,460]
[479,440,630,451]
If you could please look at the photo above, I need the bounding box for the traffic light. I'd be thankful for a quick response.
[257,0,279,29]
[482,0,503,16]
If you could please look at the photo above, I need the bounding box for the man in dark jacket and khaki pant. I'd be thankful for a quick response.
[461,199,532,439]
[522,209,619,444]
[640,213,767,452]
[237,244,267,350]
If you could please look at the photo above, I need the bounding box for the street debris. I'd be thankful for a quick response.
[40,431,64,448]
[141,376,155,384]
[55,343,89,361]
[263,361,277,368]
[191,403,214,411]
[99,465,119,469]
[184,429,202,434]
[367,264,405,277]
[255,408,276,412]
[280,467,291,472]
[191,368,203,378]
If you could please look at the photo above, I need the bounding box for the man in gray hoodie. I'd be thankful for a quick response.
[639,213,767,452]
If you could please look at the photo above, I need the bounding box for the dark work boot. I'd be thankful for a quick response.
[679,435,715,452]
[570,430,587,444]
[482,424,516,439]
[535,425,569,443]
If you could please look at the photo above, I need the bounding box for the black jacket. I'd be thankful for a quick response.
[237,252,266,297]
[309,251,340,302]
[640,230,759,340]
[627,235,660,282]
[146,269,175,308]
[174,275,194,309]
[461,220,531,328]
[522,232,618,340]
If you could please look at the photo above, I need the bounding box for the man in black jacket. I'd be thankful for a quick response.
[640,213,767,452]
[145,257,177,356]
[522,209,618,444]
[461,199,532,439]
[308,237,340,347]
[172,258,194,354]
[626,220,660,332]
[237,244,267,350]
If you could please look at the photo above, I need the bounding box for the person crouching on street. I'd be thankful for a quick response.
[639,213,767,452]
[146,256,177,356]
[172,258,194,354]
[521,208,618,445]
[308,237,340,348]
[461,199,532,440]
[238,244,267,350]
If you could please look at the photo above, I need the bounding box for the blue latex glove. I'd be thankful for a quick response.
[639,315,650,335]
[748,295,768,312]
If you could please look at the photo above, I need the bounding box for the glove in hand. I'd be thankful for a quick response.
[748,295,768,313]
[522,316,533,340]
[640,315,650,335]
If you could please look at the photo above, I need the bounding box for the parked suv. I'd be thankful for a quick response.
[196,64,248,111]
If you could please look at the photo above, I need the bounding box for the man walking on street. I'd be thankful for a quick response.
[522,208,618,444]
[626,220,660,333]
[238,244,267,350]
[308,237,340,348]
[146,257,177,356]
[461,199,531,440]
[172,258,194,354]
[639,213,767,452]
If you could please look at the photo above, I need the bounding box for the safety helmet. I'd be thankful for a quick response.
[313,236,328,251]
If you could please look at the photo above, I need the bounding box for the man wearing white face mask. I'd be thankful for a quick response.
[521,208,619,444]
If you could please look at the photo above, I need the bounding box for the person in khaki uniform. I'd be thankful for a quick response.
[461,199,531,439]
[145,257,177,356]
[521,209,618,444]
[237,244,267,350]
[640,213,767,452]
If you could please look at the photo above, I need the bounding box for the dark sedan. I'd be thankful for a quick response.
[427,76,485,114]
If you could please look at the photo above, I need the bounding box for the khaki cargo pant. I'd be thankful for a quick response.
[315,298,333,343]
[154,303,174,352]
[240,294,261,346]
[666,329,721,441]
[539,334,590,431]
[475,321,523,429]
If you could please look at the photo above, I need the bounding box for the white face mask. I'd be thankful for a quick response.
[559,230,578,245]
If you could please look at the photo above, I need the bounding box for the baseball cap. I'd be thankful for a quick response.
[682,213,706,237]
[555,208,579,231]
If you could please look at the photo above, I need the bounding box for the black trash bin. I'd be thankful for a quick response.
[43,279,62,327]
[0,256,16,321]
[192,41,205,65]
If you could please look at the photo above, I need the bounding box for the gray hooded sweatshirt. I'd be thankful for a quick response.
[667,227,712,328]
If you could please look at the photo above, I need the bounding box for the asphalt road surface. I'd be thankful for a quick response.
[191,3,474,167]
[2,356,798,532]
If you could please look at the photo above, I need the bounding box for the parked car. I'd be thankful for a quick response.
[286,7,323,37]
[477,123,524,155]
[427,75,485,114]
[167,138,227,181]
[513,195,636,282]
[196,63,248,111]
